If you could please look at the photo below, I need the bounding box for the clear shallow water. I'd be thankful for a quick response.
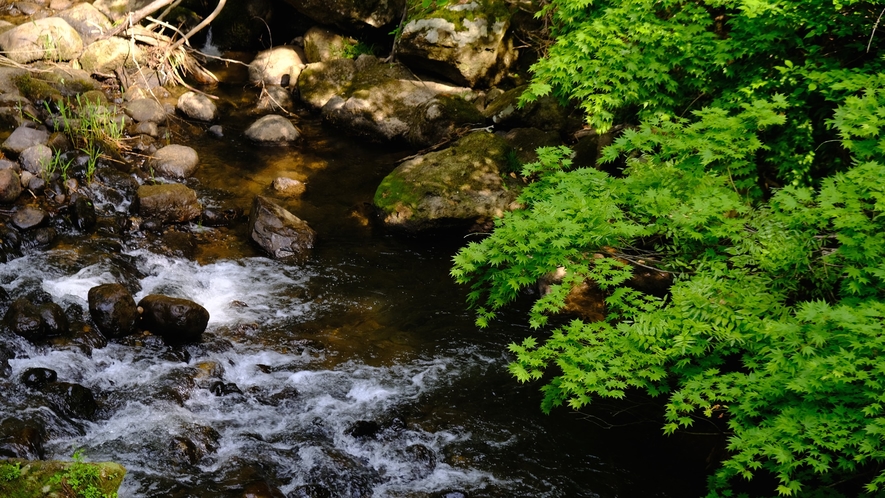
[0,79,715,497]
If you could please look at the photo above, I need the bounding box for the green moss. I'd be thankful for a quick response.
[0,457,125,498]
[374,172,422,212]
[404,0,512,29]
[12,73,62,103]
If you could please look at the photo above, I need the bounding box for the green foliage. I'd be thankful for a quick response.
[453,0,885,495]
[0,462,21,482]
[48,450,118,498]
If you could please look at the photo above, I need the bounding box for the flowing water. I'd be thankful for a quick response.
[0,69,715,497]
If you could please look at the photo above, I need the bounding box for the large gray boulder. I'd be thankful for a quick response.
[248,46,304,88]
[298,55,484,147]
[1,127,49,155]
[282,0,405,31]
[149,144,200,179]
[78,37,145,74]
[373,131,519,231]
[0,17,84,64]
[177,91,218,122]
[136,183,201,223]
[58,2,113,44]
[248,196,316,260]
[397,0,516,87]
[137,294,209,344]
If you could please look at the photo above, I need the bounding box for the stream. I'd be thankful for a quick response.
[0,64,714,497]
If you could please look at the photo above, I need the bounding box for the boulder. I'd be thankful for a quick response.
[136,183,201,223]
[303,26,350,63]
[282,0,405,31]
[78,37,144,74]
[11,205,48,230]
[255,85,294,113]
[3,298,69,343]
[248,195,316,260]
[0,225,22,262]
[92,0,155,21]
[248,46,304,88]
[149,144,200,179]
[137,294,210,344]
[483,85,582,134]
[298,56,484,147]
[18,144,52,176]
[123,97,167,123]
[58,2,113,44]
[88,283,138,339]
[244,115,301,145]
[503,127,562,165]
[21,367,58,389]
[398,0,516,87]
[373,131,519,231]
[41,382,98,420]
[0,417,46,459]
[0,168,22,204]
[72,196,97,231]
[1,127,49,155]
[0,17,84,64]
[272,177,306,196]
[177,91,217,122]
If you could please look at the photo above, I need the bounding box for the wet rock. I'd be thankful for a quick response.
[124,97,167,123]
[432,491,468,498]
[255,85,294,113]
[42,381,97,420]
[271,177,305,196]
[0,17,84,64]
[0,346,10,378]
[244,115,301,145]
[72,196,97,231]
[136,183,201,224]
[306,448,382,498]
[209,381,243,396]
[158,230,197,259]
[201,206,241,227]
[0,417,46,459]
[149,144,200,179]
[248,195,316,260]
[251,385,298,407]
[1,126,49,155]
[79,36,145,73]
[21,368,58,389]
[0,225,21,262]
[243,480,286,498]
[249,46,304,88]
[398,0,516,87]
[137,294,210,344]
[19,144,53,176]
[285,0,404,31]
[0,168,22,203]
[167,424,220,467]
[405,444,437,479]
[288,484,332,498]
[346,420,381,439]
[25,227,57,249]
[58,2,112,44]
[88,283,138,339]
[177,91,218,122]
[374,131,519,232]
[208,125,224,138]
[4,298,69,342]
[12,205,48,230]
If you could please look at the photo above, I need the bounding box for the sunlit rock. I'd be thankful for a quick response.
[244,114,301,145]
[303,26,350,63]
[298,55,483,147]
[397,0,516,87]
[123,97,167,123]
[0,168,22,204]
[177,91,218,122]
[248,195,316,260]
[3,298,69,343]
[1,126,49,156]
[136,183,201,223]
[58,2,112,44]
[0,17,83,64]
[137,294,210,344]
[249,46,304,88]
[373,131,519,231]
[149,144,200,179]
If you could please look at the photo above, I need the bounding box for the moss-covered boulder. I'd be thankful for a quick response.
[298,55,484,147]
[0,18,84,64]
[79,37,145,74]
[0,458,125,498]
[397,0,516,87]
[373,131,519,231]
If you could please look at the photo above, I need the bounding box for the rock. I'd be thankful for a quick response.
[303,26,350,63]
[137,294,210,344]
[0,459,125,495]
[503,127,562,165]
[346,420,380,439]
[0,159,20,172]
[72,196,97,231]
[136,183,202,224]
[129,120,159,137]
[19,144,53,176]
[78,36,144,74]
[58,2,112,44]
[255,85,293,113]
[271,177,305,196]
[483,84,581,134]
[88,283,138,339]
[208,125,223,138]
[1,126,49,155]
[0,346,10,379]
[398,0,516,87]
[123,97,167,123]
[27,227,57,248]
[244,115,301,145]
[0,17,84,64]
[3,298,69,342]
[242,480,286,498]
[0,168,22,203]
[405,444,436,479]
[0,225,22,262]
[149,144,200,179]
[42,382,97,420]
[282,0,405,31]
[248,46,304,88]
[21,368,58,389]
[289,484,332,498]
[374,131,519,231]
[248,195,316,260]
[177,91,218,122]
[11,205,48,230]
[299,56,483,147]
[209,381,242,396]
[0,417,46,459]
[167,424,220,467]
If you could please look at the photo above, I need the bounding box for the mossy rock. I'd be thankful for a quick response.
[0,458,126,498]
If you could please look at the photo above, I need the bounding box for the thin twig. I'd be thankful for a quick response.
[868,7,885,53]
